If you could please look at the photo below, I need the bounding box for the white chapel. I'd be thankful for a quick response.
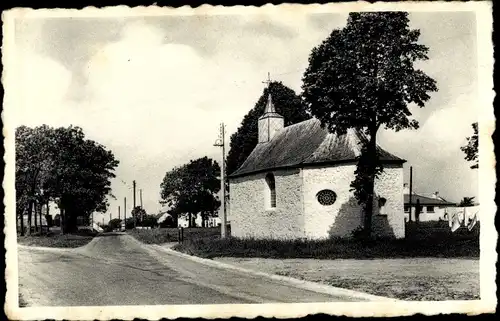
[228,93,407,239]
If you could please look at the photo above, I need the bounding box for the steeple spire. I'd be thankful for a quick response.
[261,72,278,115]
[264,93,276,114]
[258,72,284,144]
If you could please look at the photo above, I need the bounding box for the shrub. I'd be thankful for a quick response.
[172,222,479,259]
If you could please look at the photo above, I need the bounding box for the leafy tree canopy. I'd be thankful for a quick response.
[226,81,310,175]
[160,156,221,227]
[301,12,437,238]
[459,196,476,207]
[15,125,119,233]
[108,218,122,230]
[460,122,478,169]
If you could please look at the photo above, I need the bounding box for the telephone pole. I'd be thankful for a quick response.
[118,206,121,220]
[140,189,143,208]
[214,123,227,238]
[133,180,137,228]
[408,166,413,222]
[124,197,127,230]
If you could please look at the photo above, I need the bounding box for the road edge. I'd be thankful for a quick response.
[150,244,401,302]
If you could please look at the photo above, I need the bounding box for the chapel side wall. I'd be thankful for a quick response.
[303,163,405,239]
[302,164,362,239]
[373,164,405,239]
[229,169,304,239]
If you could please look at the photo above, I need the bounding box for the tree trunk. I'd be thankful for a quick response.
[34,202,38,232]
[363,129,378,239]
[64,212,78,233]
[46,201,50,228]
[188,213,192,228]
[19,207,25,236]
[60,207,64,235]
[27,200,33,235]
[39,202,43,234]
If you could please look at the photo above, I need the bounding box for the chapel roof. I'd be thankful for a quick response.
[229,118,406,178]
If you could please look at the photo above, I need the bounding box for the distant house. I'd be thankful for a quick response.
[177,214,221,228]
[156,212,174,227]
[403,184,457,222]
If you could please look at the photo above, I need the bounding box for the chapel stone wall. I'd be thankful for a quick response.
[228,168,304,239]
[302,163,405,239]
[373,164,405,238]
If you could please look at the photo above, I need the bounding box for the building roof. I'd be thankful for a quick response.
[229,118,406,178]
[404,193,457,206]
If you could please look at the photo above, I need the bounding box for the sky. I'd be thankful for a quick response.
[11,9,480,223]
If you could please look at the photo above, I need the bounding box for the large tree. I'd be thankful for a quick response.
[461,122,478,169]
[15,125,55,235]
[131,206,147,226]
[160,156,221,228]
[46,126,118,233]
[226,81,311,176]
[302,12,437,238]
[15,125,119,234]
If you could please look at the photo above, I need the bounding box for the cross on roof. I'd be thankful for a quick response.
[262,72,272,89]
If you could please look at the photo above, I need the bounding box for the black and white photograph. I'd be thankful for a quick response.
[2,2,496,320]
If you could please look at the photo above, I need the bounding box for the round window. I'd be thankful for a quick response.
[316,189,337,206]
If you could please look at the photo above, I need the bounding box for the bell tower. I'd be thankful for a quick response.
[258,73,284,144]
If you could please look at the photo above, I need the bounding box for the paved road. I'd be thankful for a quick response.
[18,233,371,306]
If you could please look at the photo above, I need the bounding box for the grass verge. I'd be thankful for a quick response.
[173,222,479,259]
[17,232,96,248]
[127,227,221,244]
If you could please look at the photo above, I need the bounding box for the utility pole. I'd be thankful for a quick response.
[214,122,227,238]
[118,206,121,220]
[408,166,413,222]
[124,197,127,230]
[109,212,111,223]
[140,189,143,208]
[133,180,137,229]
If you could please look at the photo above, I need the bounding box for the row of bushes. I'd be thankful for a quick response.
[171,223,479,259]
[127,226,224,244]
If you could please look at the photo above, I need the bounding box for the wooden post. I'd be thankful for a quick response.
[408,166,413,222]
[124,197,127,230]
[214,123,227,238]
[133,180,136,229]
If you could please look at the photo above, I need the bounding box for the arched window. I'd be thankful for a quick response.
[378,197,387,215]
[265,173,276,208]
